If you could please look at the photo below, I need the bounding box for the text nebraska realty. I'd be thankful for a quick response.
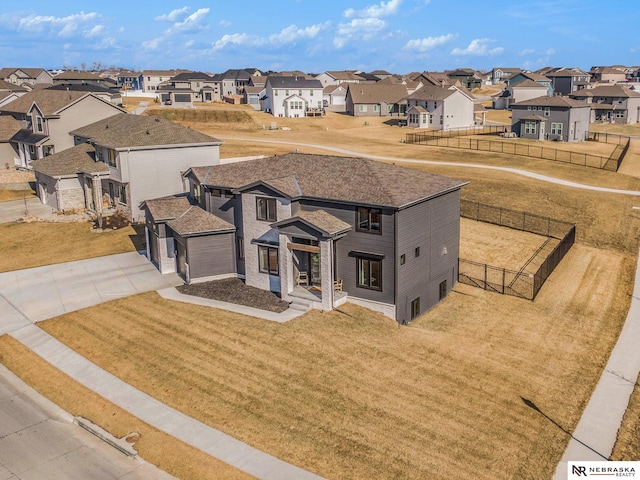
[573,465,636,477]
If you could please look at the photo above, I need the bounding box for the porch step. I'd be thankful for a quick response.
[289,297,313,312]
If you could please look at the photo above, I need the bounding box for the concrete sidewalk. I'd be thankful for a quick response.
[0,197,91,223]
[158,287,304,322]
[554,247,640,479]
[9,325,324,480]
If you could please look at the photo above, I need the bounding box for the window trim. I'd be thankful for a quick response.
[356,257,382,291]
[107,149,117,168]
[356,207,382,234]
[256,196,277,222]
[258,245,279,275]
[411,297,420,320]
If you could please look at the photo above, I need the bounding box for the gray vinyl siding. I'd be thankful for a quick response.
[395,191,460,323]
[299,200,395,305]
[180,232,236,280]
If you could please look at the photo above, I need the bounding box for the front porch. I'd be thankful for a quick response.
[289,285,348,312]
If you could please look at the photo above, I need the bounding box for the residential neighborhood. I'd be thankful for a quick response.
[1,55,640,480]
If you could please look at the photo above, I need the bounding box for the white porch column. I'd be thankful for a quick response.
[319,238,333,311]
[279,233,293,302]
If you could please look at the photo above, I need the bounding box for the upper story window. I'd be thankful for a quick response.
[35,116,43,132]
[357,207,381,233]
[107,149,117,167]
[256,197,277,222]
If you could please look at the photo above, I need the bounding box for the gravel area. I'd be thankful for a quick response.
[177,277,290,313]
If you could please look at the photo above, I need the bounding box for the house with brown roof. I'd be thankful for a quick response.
[157,71,221,106]
[511,96,591,142]
[144,153,467,323]
[263,76,324,117]
[589,67,627,84]
[323,84,348,111]
[492,79,549,110]
[55,113,223,222]
[0,116,21,166]
[569,85,640,124]
[0,90,125,168]
[0,68,54,88]
[491,68,523,84]
[405,85,475,130]
[345,84,409,117]
[543,67,590,95]
[52,71,117,89]
[506,72,553,96]
[141,70,187,94]
[315,71,366,87]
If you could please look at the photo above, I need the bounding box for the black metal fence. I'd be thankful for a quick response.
[405,125,508,142]
[458,200,576,300]
[584,132,631,172]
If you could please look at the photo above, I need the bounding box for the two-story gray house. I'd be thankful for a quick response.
[143,153,467,324]
[511,96,591,142]
[569,85,640,124]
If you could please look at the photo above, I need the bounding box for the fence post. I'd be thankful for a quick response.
[484,264,488,291]
[502,268,506,294]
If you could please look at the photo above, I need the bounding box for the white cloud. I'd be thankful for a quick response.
[167,8,209,34]
[84,25,105,38]
[519,48,535,56]
[219,19,231,27]
[155,7,190,22]
[546,48,556,55]
[17,11,100,37]
[269,23,326,44]
[334,17,386,48]
[211,33,256,51]
[142,37,162,50]
[451,38,504,56]
[404,33,456,52]
[344,0,403,19]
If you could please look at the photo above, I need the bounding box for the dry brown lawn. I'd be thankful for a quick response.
[484,109,512,124]
[611,372,640,461]
[0,221,142,272]
[36,241,633,479]
[460,218,552,270]
[0,189,35,202]
[0,336,251,480]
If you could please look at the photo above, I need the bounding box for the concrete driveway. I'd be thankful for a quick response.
[0,197,91,224]
[0,251,182,334]
[0,365,176,480]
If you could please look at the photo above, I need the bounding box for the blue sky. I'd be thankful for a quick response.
[1,0,639,74]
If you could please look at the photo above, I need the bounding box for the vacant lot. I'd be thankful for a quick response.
[36,241,632,479]
[460,218,551,269]
[0,221,142,272]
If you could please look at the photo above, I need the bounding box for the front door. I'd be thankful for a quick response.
[176,241,187,279]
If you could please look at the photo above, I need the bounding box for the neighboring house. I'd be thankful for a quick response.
[52,71,117,89]
[491,68,523,84]
[589,67,627,84]
[569,85,640,124]
[345,84,409,117]
[370,70,393,80]
[446,69,482,90]
[323,84,348,111]
[142,70,185,93]
[492,80,549,110]
[145,153,467,324]
[507,72,553,96]
[0,68,54,88]
[219,69,255,96]
[61,113,223,222]
[0,116,21,166]
[243,86,265,110]
[31,143,110,213]
[157,71,221,106]
[263,76,324,117]
[405,85,475,130]
[510,96,591,142]
[46,84,122,106]
[544,67,591,95]
[0,90,125,168]
[377,76,423,94]
[116,71,144,91]
[315,71,366,87]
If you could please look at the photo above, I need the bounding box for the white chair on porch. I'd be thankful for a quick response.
[297,271,309,287]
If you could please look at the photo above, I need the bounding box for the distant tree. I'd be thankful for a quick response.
[80,62,86,71]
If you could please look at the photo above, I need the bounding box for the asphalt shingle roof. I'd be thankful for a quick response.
[189,153,467,209]
[570,85,640,98]
[294,209,352,236]
[70,113,222,149]
[31,143,109,177]
[143,195,192,221]
[0,116,21,142]
[511,96,588,108]
[0,90,90,115]
[406,84,459,101]
[167,206,235,236]
[267,76,323,89]
[347,84,409,104]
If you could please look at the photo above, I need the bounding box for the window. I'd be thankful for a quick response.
[237,237,245,260]
[310,90,314,96]
[415,246,420,257]
[400,254,406,265]
[299,90,302,96]
[411,297,420,320]
[357,257,382,291]
[210,188,222,197]
[107,149,117,167]
[35,116,43,132]
[275,89,278,96]
[439,280,447,300]
[524,121,537,135]
[373,105,380,112]
[258,246,279,275]
[256,197,277,222]
[118,185,127,204]
[356,207,381,233]
[193,185,202,204]
[544,107,550,117]
[551,122,563,135]
[359,105,368,112]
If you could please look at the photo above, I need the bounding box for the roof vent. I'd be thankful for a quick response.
[105,124,108,129]
[146,130,150,134]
